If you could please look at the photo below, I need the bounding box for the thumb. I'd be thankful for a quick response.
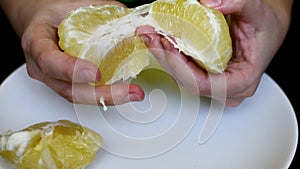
[200,0,222,8]
[200,0,244,15]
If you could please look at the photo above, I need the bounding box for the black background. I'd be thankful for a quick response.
[0,1,299,168]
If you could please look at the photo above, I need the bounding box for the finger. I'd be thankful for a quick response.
[200,0,263,23]
[137,25,213,96]
[209,61,260,107]
[199,0,222,8]
[223,80,257,107]
[35,72,144,106]
[159,37,214,96]
[136,25,245,102]
[199,0,244,15]
[136,26,172,71]
[22,23,101,83]
[136,24,256,107]
[72,83,145,106]
[224,97,245,107]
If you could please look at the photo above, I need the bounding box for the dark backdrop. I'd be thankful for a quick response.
[1,1,299,168]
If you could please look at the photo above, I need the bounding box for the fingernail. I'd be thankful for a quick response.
[139,34,150,45]
[127,93,143,102]
[203,0,221,7]
[161,38,172,51]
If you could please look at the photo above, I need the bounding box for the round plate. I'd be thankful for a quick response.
[0,64,298,169]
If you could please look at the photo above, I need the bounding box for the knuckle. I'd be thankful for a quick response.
[26,65,38,79]
[36,51,50,76]
[226,99,243,107]
[62,58,75,81]
[189,87,202,96]
[243,88,256,98]
[21,27,33,53]
[238,83,257,98]
[55,84,74,103]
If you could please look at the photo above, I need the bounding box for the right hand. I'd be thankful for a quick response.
[136,0,293,107]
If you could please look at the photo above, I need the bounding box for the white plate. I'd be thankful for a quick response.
[0,64,298,169]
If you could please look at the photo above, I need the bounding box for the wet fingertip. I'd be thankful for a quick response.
[139,34,150,45]
[202,0,222,7]
[161,38,173,51]
[127,84,145,102]
[128,93,144,102]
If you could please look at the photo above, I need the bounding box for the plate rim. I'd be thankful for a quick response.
[0,63,298,169]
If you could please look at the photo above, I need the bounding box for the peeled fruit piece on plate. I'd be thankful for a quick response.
[57,0,232,85]
[0,120,102,169]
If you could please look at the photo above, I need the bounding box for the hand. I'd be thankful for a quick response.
[137,0,293,107]
[0,0,144,106]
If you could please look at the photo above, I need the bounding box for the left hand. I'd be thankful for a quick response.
[1,0,145,106]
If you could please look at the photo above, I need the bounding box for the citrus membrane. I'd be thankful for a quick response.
[57,0,232,85]
[149,0,232,73]
[58,4,152,85]
[0,120,102,169]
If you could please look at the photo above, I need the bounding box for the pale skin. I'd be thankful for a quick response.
[0,0,144,106]
[0,0,294,106]
[137,0,294,106]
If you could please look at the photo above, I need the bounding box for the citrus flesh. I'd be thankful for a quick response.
[149,0,232,73]
[58,4,152,85]
[97,36,151,85]
[57,0,232,85]
[0,120,102,169]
